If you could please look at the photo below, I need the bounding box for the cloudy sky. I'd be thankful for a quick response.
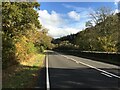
[37,1,119,38]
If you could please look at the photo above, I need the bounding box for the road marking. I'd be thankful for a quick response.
[76,61,79,64]
[46,55,50,90]
[56,52,120,79]
[101,73,112,77]
[76,60,120,79]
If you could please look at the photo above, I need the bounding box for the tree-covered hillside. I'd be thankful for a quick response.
[53,7,120,52]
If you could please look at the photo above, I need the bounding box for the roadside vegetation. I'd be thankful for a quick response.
[3,54,45,88]
[2,2,52,88]
[53,7,120,52]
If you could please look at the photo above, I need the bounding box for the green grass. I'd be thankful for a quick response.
[3,53,45,88]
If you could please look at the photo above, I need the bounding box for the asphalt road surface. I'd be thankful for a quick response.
[42,50,120,90]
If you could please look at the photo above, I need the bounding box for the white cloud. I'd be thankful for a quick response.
[37,10,86,38]
[62,4,93,13]
[115,0,120,3]
[114,0,120,14]
[115,9,119,13]
[63,4,94,20]
[114,0,120,6]
[114,1,117,6]
[113,8,120,14]
[68,11,80,21]
[37,10,64,27]
[47,25,80,38]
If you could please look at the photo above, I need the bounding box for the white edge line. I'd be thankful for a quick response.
[55,51,120,79]
[46,55,50,90]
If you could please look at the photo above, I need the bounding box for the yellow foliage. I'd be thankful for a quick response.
[98,36,117,52]
[15,36,30,62]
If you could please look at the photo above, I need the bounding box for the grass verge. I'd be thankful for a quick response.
[2,53,45,88]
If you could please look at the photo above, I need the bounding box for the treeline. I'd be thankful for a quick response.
[53,7,120,52]
[2,2,52,69]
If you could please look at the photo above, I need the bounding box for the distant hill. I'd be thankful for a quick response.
[53,12,120,52]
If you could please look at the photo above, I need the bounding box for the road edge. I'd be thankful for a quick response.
[46,53,50,90]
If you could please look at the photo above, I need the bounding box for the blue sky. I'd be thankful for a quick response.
[40,2,115,13]
[36,1,119,38]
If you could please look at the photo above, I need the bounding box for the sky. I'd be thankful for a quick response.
[36,1,119,38]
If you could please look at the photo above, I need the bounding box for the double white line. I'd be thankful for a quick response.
[61,54,120,79]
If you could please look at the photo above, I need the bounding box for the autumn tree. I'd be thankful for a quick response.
[2,2,52,68]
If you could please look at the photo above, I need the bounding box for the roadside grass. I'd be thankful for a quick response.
[2,53,45,88]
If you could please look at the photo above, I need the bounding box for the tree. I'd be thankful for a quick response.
[85,20,93,28]
[116,13,120,52]
[2,2,41,37]
[2,2,42,68]
[89,7,112,24]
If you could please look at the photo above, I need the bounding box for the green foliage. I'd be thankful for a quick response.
[2,2,52,69]
[2,33,17,68]
[26,42,37,54]
[2,2,41,33]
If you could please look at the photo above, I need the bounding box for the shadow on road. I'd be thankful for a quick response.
[48,67,120,90]
[45,50,120,90]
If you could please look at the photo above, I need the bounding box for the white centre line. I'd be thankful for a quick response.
[101,72,112,77]
[55,52,120,79]
[46,55,50,90]
[76,60,120,79]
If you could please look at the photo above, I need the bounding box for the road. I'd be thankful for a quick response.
[45,50,120,89]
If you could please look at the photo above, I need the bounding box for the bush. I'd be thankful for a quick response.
[27,42,37,54]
